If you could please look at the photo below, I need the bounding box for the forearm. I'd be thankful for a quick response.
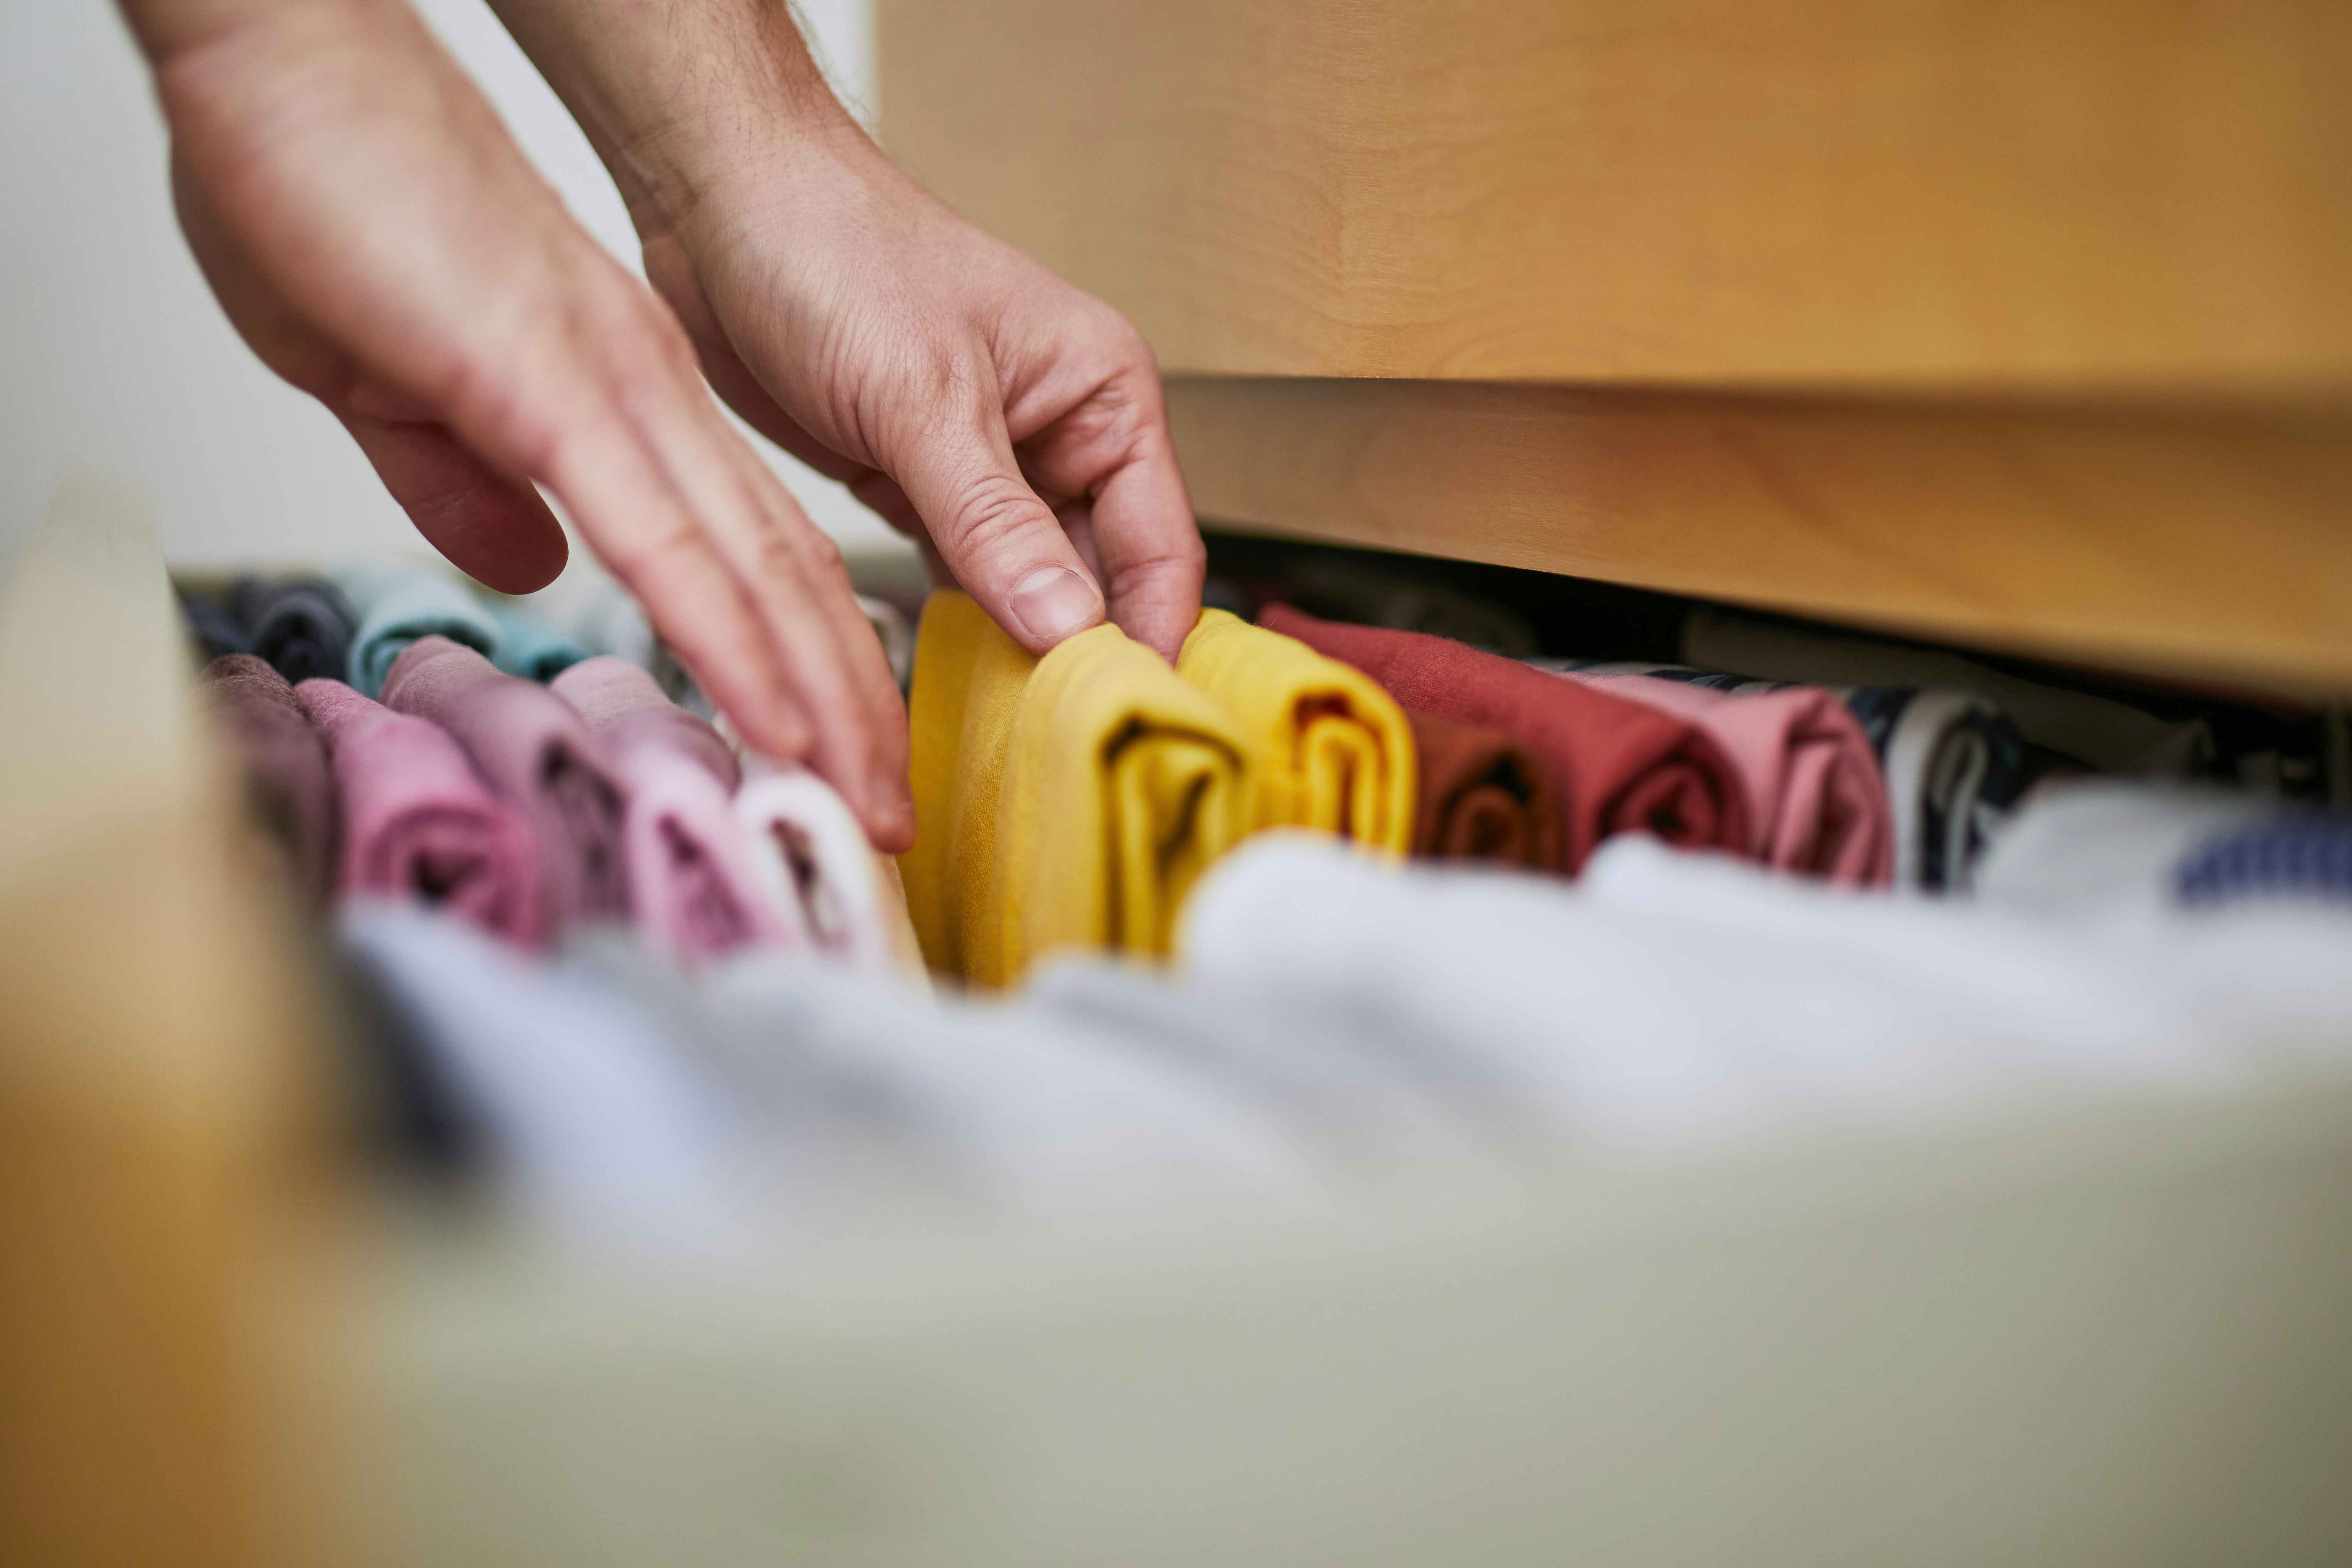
[484,0,867,236]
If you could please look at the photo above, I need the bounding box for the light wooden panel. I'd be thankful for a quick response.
[0,484,332,1568]
[880,0,2352,399]
[1166,377,2352,694]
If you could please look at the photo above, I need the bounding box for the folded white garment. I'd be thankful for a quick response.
[733,764,928,982]
[1177,833,2352,1161]
[342,902,759,1249]
[1975,779,2345,918]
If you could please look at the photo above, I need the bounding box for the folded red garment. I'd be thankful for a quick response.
[1259,604,1748,869]
[551,657,785,964]
[294,677,544,944]
[201,654,337,902]
[1564,673,1893,886]
[381,636,630,925]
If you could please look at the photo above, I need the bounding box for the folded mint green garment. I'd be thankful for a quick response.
[339,568,502,697]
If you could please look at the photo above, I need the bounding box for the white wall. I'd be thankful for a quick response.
[0,0,898,583]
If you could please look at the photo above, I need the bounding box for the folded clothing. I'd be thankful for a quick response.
[200,654,337,900]
[1179,832,2352,1159]
[295,677,544,944]
[736,763,928,981]
[1552,663,2028,891]
[492,604,592,683]
[176,584,249,661]
[1261,604,1745,871]
[552,656,782,965]
[233,576,355,685]
[1176,608,1415,852]
[382,636,631,925]
[1543,667,1892,886]
[1683,606,2215,777]
[1974,779,2352,917]
[901,591,1252,986]
[340,567,502,697]
[1404,710,1561,868]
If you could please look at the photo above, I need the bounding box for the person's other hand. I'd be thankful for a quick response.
[122,0,913,846]
[490,2,1205,664]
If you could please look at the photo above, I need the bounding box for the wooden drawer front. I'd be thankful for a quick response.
[880,0,2352,399]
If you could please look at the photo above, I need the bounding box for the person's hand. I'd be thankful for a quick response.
[488,0,1206,664]
[120,0,914,846]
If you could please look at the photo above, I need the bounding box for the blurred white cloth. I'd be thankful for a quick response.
[1177,832,2352,1161]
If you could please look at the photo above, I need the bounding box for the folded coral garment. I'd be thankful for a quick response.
[735,763,928,982]
[1404,710,1564,868]
[1544,662,2027,891]
[901,591,1252,986]
[200,654,337,900]
[1260,604,1745,871]
[1974,780,2352,917]
[234,576,355,685]
[381,636,630,924]
[339,567,502,697]
[1176,608,1415,852]
[551,656,782,965]
[294,677,543,944]
[1545,668,1892,886]
[1683,607,2214,777]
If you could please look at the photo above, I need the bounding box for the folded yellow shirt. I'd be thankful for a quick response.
[900,592,1253,987]
[1176,608,1417,854]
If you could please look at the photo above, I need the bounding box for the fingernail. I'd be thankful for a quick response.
[1008,566,1103,645]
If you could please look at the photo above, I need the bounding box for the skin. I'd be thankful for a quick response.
[115,0,1205,853]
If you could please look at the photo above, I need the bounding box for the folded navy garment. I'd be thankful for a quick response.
[2174,820,2352,911]
[177,585,250,662]
[234,576,357,685]
[337,566,503,698]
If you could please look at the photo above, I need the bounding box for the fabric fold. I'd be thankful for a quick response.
[493,604,592,682]
[1405,710,1563,868]
[200,654,337,901]
[339,567,503,697]
[294,677,543,944]
[381,635,631,925]
[1176,608,1416,852]
[736,763,929,982]
[1547,668,1892,886]
[901,591,1252,986]
[551,656,783,965]
[1260,604,1746,871]
[234,576,356,685]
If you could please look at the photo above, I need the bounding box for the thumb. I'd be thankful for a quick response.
[887,393,1105,655]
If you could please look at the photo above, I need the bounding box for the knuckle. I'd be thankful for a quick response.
[937,473,1047,558]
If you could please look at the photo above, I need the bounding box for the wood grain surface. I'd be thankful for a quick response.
[1167,377,2352,694]
[880,0,2352,399]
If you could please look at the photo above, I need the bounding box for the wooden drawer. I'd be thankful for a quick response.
[879,0,2352,692]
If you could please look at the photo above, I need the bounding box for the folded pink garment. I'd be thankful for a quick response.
[1561,672,1893,886]
[551,657,785,964]
[381,636,631,925]
[736,762,929,982]
[294,678,544,944]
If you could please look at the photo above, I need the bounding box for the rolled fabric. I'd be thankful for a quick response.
[1259,604,1746,872]
[200,654,337,901]
[233,576,355,685]
[550,656,784,965]
[294,677,544,945]
[900,591,1252,986]
[1552,671,1893,886]
[492,604,592,683]
[340,567,502,697]
[176,584,249,661]
[858,593,916,693]
[1406,710,1563,868]
[1176,608,1416,852]
[381,636,631,925]
[735,763,929,981]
